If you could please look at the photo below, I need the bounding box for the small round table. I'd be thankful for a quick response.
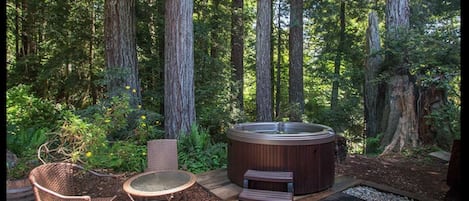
[123,170,197,201]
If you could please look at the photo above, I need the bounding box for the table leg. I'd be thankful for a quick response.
[127,193,136,201]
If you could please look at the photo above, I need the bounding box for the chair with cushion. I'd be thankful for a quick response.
[29,162,118,201]
[146,139,179,172]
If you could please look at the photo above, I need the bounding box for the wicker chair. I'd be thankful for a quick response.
[28,162,118,201]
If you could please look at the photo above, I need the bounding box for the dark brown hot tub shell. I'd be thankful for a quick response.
[227,122,336,195]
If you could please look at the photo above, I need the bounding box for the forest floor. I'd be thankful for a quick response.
[76,152,454,201]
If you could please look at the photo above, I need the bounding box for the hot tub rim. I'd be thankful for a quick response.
[227,122,336,145]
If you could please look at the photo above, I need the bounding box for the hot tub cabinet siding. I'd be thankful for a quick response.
[227,139,335,195]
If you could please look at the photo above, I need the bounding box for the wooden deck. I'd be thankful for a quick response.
[196,168,361,201]
[196,168,437,201]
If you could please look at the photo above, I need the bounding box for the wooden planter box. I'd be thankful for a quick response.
[7,178,34,201]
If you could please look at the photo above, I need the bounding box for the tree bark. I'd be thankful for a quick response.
[381,75,418,153]
[417,84,448,147]
[380,0,418,154]
[89,1,97,105]
[364,11,383,151]
[256,0,273,122]
[104,0,141,107]
[231,0,244,112]
[211,0,221,59]
[275,0,282,119]
[18,0,38,84]
[164,0,196,139]
[288,0,304,122]
[331,0,345,111]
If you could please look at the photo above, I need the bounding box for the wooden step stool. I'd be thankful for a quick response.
[238,169,294,201]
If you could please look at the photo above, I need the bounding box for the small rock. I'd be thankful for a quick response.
[7,150,18,169]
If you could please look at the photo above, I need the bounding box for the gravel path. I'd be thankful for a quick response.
[343,185,415,201]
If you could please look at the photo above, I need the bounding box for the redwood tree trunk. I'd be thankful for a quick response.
[164,0,196,139]
[104,0,141,107]
[288,0,304,122]
[380,0,418,154]
[256,0,273,122]
[275,1,282,119]
[364,11,384,152]
[231,0,244,111]
[331,0,345,111]
[381,75,418,153]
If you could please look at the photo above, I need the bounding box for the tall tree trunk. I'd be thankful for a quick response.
[364,11,384,152]
[211,0,220,59]
[89,1,97,105]
[231,0,244,112]
[275,0,282,119]
[330,0,345,111]
[380,0,418,154]
[15,0,19,60]
[19,0,37,84]
[256,0,273,122]
[104,0,141,107]
[288,0,304,122]
[154,0,165,116]
[164,0,196,139]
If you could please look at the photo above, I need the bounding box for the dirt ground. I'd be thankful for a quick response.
[76,153,454,201]
[335,153,452,201]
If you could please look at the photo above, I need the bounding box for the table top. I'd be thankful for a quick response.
[123,170,197,197]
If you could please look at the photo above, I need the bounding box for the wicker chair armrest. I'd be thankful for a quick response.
[32,181,92,201]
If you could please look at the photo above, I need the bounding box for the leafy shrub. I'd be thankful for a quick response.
[7,84,61,157]
[77,92,164,143]
[424,101,460,150]
[365,134,383,155]
[38,110,108,164]
[7,85,65,179]
[40,94,160,172]
[85,141,147,172]
[177,124,227,174]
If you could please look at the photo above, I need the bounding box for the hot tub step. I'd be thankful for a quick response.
[243,169,293,183]
[239,170,294,201]
[238,188,293,201]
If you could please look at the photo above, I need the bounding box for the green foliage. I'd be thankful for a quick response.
[77,92,164,143]
[305,95,364,137]
[39,93,162,172]
[7,157,41,180]
[177,124,227,174]
[365,134,384,155]
[39,110,108,164]
[7,85,60,133]
[424,101,460,150]
[7,85,61,157]
[7,0,106,107]
[7,128,48,158]
[85,141,147,172]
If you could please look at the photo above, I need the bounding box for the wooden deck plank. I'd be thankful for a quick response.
[210,183,242,200]
[196,169,360,201]
[197,168,437,201]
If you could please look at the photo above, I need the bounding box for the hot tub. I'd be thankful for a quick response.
[227,122,336,195]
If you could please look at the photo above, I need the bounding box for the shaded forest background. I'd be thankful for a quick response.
[6,0,460,177]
